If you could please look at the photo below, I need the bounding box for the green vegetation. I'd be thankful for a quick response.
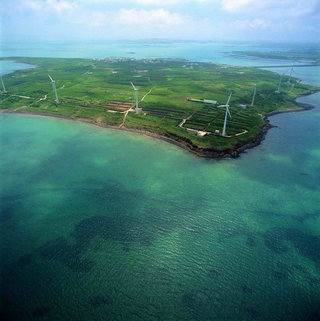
[0,57,318,153]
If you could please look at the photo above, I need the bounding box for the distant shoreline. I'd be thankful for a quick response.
[1,90,318,159]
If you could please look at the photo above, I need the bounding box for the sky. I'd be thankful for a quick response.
[1,0,320,42]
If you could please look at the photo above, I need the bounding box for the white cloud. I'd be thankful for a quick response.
[131,0,188,4]
[23,0,42,10]
[221,0,320,17]
[76,0,214,5]
[20,0,320,18]
[23,0,77,13]
[69,8,187,35]
[115,9,185,28]
[222,0,256,12]
[134,0,211,4]
[6,0,319,41]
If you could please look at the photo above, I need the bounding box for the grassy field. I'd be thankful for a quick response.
[0,57,318,152]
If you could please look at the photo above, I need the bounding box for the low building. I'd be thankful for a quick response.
[187,98,218,105]
[186,128,198,134]
[197,131,208,137]
[186,128,209,136]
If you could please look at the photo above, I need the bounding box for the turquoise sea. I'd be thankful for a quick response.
[1,41,320,321]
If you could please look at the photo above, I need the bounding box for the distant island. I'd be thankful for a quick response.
[0,57,318,158]
[229,49,320,64]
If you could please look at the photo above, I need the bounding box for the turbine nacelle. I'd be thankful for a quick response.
[218,105,232,118]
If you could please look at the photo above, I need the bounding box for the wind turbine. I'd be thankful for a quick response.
[48,74,60,104]
[275,72,285,93]
[217,92,232,137]
[130,82,141,114]
[287,62,295,84]
[0,76,7,93]
[251,84,256,106]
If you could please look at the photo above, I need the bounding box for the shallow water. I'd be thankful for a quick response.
[1,42,320,321]
[0,60,34,76]
[1,39,314,66]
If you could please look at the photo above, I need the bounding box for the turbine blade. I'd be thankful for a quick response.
[226,93,232,105]
[130,82,137,90]
[227,106,232,118]
[48,74,54,82]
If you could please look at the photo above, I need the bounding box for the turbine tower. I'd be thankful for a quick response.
[48,74,60,104]
[1,76,7,93]
[251,84,256,106]
[217,92,232,137]
[130,82,142,114]
[275,73,284,93]
[287,62,295,84]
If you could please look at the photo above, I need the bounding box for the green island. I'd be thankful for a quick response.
[230,49,320,64]
[1,57,318,158]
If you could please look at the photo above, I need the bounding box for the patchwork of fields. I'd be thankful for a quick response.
[0,57,317,153]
